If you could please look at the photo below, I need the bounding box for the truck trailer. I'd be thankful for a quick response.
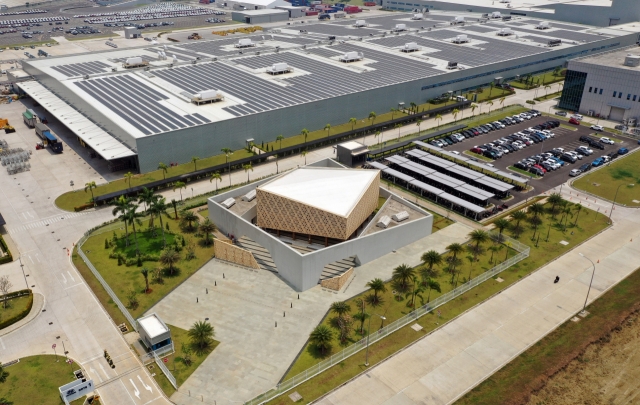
[35,123,63,153]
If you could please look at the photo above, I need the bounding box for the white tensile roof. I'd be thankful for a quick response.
[259,167,379,217]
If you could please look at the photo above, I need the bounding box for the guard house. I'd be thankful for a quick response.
[336,141,369,167]
[137,313,172,351]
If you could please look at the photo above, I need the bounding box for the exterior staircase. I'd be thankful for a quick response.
[319,256,357,283]
[235,237,278,273]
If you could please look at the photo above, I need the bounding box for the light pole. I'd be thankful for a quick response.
[18,256,28,289]
[578,253,596,316]
[364,313,386,367]
[609,183,634,223]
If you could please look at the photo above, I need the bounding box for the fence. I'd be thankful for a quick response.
[77,234,138,331]
[245,233,529,405]
[140,342,175,365]
[154,349,177,389]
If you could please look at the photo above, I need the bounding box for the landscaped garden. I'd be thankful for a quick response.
[263,195,610,405]
[573,150,640,207]
[0,289,33,330]
[0,355,78,405]
[510,67,565,90]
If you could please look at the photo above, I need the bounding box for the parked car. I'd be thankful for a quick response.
[483,150,498,159]
[555,111,568,116]
[571,114,584,120]
[561,153,577,163]
[514,161,529,170]
[470,147,483,154]
[589,140,605,150]
[569,169,582,177]
[592,157,604,167]
[600,137,615,145]
[579,163,592,172]
[576,146,593,155]
[618,147,629,155]
[533,164,547,173]
[590,125,604,131]
[569,117,581,125]
[529,167,545,176]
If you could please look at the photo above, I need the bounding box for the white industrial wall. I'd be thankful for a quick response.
[569,58,640,122]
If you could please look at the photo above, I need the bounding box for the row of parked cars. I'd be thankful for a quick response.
[569,147,629,176]
[469,119,561,160]
[514,146,591,176]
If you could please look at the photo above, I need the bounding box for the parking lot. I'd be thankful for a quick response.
[443,114,634,195]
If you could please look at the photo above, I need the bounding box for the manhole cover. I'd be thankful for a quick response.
[411,323,423,332]
[559,240,569,245]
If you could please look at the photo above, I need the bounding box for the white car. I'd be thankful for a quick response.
[498,146,510,154]
[600,137,615,144]
[451,151,460,155]
[577,146,593,155]
[544,160,560,170]
[542,130,555,138]
[566,151,583,160]
[590,125,604,131]
[571,114,584,120]
[519,113,532,120]
[569,169,582,177]
[493,121,505,129]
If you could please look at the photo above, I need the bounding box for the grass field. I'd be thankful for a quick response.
[0,355,77,405]
[508,166,539,179]
[0,295,33,327]
[80,216,215,320]
[534,91,562,102]
[55,149,254,211]
[463,151,493,162]
[456,265,640,405]
[151,324,219,396]
[573,150,640,206]
[265,200,609,405]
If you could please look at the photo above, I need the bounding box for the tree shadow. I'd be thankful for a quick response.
[162,267,181,278]
[305,342,332,360]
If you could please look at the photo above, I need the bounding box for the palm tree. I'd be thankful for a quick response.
[392,263,415,292]
[405,276,426,310]
[324,123,331,138]
[158,162,168,180]
[374,130,382,148]
[84,181,97,205]
[499,96,506,108]
[390,107,397,120]
[125,203,143,255]
[446,243,464,284]
[173,181,186,201]
[309,325,333,355]
[191,156,200,171]
[276,134,284,150]
[493,218,510,242]
[573,203,586,227]
[368,111,377,127]
[409,102,417,114]
[452,108,459,122]
[138,186,155,212]
[112,196,133,246]
[425,279,441,303]
[209,172,221,194]
[528,203,545,238]
[221,147,233,186]
[544,85,551,97]
[416,119,423,135]
[349,117,357,131]
[486,100,494,114]
[488,244,501,264]
[301,128,309,144]
[149,196,169,248]
[188,320,215,351]
[365,278,386,306]
[420,250,442,279]
[548,192,564,218]
[124,171,134,189]
[181,210,199,231]
[489,81,495,97]
[141,268,150,293]
[468,229,489,262]
[395,123,402,141]
[160,247,180,275]
[0,365,8,383]
[330,301,351,321]
[435,113,442,128]
[199,218,217,245]
[301,149,308,165]
[560,202,573,231]
[170,199,179,219]
[511,210,527,237]
[243,163,253,182]
[470,103,478,117]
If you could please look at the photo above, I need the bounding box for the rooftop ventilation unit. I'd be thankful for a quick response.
[266,62,293,75]
[536,21,550,29]
[83,75,90,80]
[499,0,511,2]
[111,67,117,72]
[547,38,561,47]
[496,28,513,36]
[451,16,465,25]
[446,61,458,69]
[490,11,502,18]
[221,198,236,209]
[122,56,149,69]
[339,51,364,63]
[392,211,409,222]
[452,34,469,44]
[502,15,512,21]
[624,54,640,67]
[401,42,420,52]
[191,89,224,105]
[235,38,256,48]
[392,23,407,32]
[242,189,256,202]
[411,13,423,20]
[376,215,391,229]
[353,19,368,27]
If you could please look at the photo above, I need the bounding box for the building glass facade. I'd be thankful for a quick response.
[558,70,588,111]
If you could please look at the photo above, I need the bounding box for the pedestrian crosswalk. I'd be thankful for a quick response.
[7,211,89,234]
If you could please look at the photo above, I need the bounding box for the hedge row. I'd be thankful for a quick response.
[0,290,33,330]
[0,236,13,265]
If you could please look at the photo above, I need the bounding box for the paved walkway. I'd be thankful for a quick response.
[314,191,640,405]
[0,293,44,337]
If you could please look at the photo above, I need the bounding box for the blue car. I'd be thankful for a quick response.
[618,147,629,155]
[551,157,565,166]
[592,157,604,167]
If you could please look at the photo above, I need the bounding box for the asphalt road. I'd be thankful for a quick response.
[445,115,633,202]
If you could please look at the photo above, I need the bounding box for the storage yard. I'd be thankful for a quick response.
[16,11,640,173]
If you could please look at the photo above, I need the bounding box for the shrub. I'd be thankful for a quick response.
[0,291,33,330]
[526,100,536,105]
[74,203,94,212]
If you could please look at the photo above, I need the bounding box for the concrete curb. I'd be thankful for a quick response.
[0,293,44,338]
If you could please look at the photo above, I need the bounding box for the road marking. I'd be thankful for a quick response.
[120,380,137,404]
[22,213,27,220]
[90,367,103,383]
[67,271,75,282]
[28,255,34,264]
[60,273,67,284]
[0,338,5,350]
[99,363,111,380]
[27,211,34,219]
[130,378,141,399]
[138,375,153,393]
[35,253,40,263]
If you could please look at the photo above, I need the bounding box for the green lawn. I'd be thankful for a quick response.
[0,295,33,328]
[464,151,493,162]
[508,166,540,179]
[456,265,640,405]
[151,324,219,397]
[511,71,565,90]
[55,149,254,211]
[462,86,513,104]
[79,216,215,319]
[265,200,609,405]
[573,150,640,206]
[198,208,209,219]
[0,355,78,405]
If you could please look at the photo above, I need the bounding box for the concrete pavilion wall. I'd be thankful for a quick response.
[207,166,433,291]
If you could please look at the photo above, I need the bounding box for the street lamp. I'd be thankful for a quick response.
[578,253,596,316]
[364,313,386,367]
[609,183,634,223]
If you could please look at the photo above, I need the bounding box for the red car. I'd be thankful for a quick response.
[533,164,547,173]
[569,117,581,125]
[470,147,483,154]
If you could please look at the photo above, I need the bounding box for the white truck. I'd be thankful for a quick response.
[451,16,465,24]
[235,38,256,48]
[392,23,407,32]
[401,42,420,52]
[411,13,423,20]
[353,19,368,27]
[266,62,293,75]
[452,34,469,44]
[191,89,224,105]
[339,51,363,63]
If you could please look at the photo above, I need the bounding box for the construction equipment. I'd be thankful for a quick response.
[188,32,202,40]
[35,123,63,153]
